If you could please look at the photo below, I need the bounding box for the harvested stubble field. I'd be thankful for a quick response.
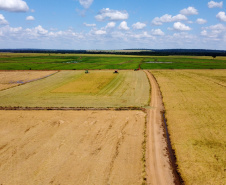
[0,70,149,107]
[151,69,226,185]
[0,71,56,91]
[0,110,146,185]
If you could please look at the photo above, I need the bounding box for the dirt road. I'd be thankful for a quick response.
[144,70,174,185]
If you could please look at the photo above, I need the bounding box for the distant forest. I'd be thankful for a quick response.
[0,49,226,56]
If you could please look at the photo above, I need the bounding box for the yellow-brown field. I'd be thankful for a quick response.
[0,70,150,107]
[0,71,57,91]
[52,71,116,93]
[0,110,145,185]
[151,70,226,185]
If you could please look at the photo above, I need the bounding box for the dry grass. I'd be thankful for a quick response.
[0,70,150,107]
[0,71,57,91]
[0,110,145,185]
[151,69,226,185]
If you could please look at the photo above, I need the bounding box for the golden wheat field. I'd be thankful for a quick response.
[0,71,56,91]
[151,70,226,185]
[0,110,146,185]
[0,70,150,107]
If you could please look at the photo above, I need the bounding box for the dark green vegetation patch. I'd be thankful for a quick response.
[0,53,225,70]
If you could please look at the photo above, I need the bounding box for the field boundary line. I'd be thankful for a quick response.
[0,106,145,111]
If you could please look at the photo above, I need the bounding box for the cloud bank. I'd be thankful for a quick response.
[180,7,198,15]
[152,14,187,25]
[0,0,29,12]
[95,8,129,21]
[208,1,223,8]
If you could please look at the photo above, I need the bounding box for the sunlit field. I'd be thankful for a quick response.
[0,70,150,107]
[151,69,226,185]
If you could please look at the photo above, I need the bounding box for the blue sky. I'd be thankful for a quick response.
[0,0,225,49]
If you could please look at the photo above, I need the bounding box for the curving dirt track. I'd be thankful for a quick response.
[144,70,174,185]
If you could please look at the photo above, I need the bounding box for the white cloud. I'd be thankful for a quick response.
[206,23,226,30]
[201,30,208,36]
[9,26,22,32]
[1,24,225,50]
[0,14,8,25]
[95,8,129,21]
[132,22,146,30]
[171,32,196,42]
[35,25,48,35]
[30,9,35,13]
[79,0,93,9]
[201,24,226,40]
[216,11,226,21]
[180,7,198,16]
[152,14,187,25]
[151,29,164,36]
[26,16,35,21]
[94,30,106,35]
[25,25,48,37]
[173,22,191,31]
[106,22,116,28]
[0,0,29,12]
[118,21,130,30]
[0,25,22,37]
[84,23,96,27]
[130,31,154,39]
[208,1,223,8]
[196,18,207,24]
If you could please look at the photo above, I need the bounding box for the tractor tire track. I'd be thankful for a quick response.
[105,120,129,184]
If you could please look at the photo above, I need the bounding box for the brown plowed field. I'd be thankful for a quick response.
[0,110,145,185]
[0,71,57,91]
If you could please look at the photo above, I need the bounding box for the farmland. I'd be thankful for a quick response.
[0,70,150,107]
[0,71,56,91]
[0,53,226,70]
[0,52,225,185]
[151,70,226,185]
[0,110,145,185]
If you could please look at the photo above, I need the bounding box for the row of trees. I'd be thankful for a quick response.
[0,49,225,56]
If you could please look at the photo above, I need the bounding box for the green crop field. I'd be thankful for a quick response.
[0,53,225,70]
[0,70,150,107]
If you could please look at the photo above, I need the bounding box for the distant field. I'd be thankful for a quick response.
[0,110,145,185]
[0,53,225,70]
[141,56,226,69]
[151,70,226,185]
[0,70,150,107]
[52,72,115,93]
[0,71,56,91]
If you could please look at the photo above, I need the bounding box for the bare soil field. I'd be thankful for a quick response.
[0,70,149,107]
[151,70,226,185]
[0,71,57,91]
[0,110,145,185]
